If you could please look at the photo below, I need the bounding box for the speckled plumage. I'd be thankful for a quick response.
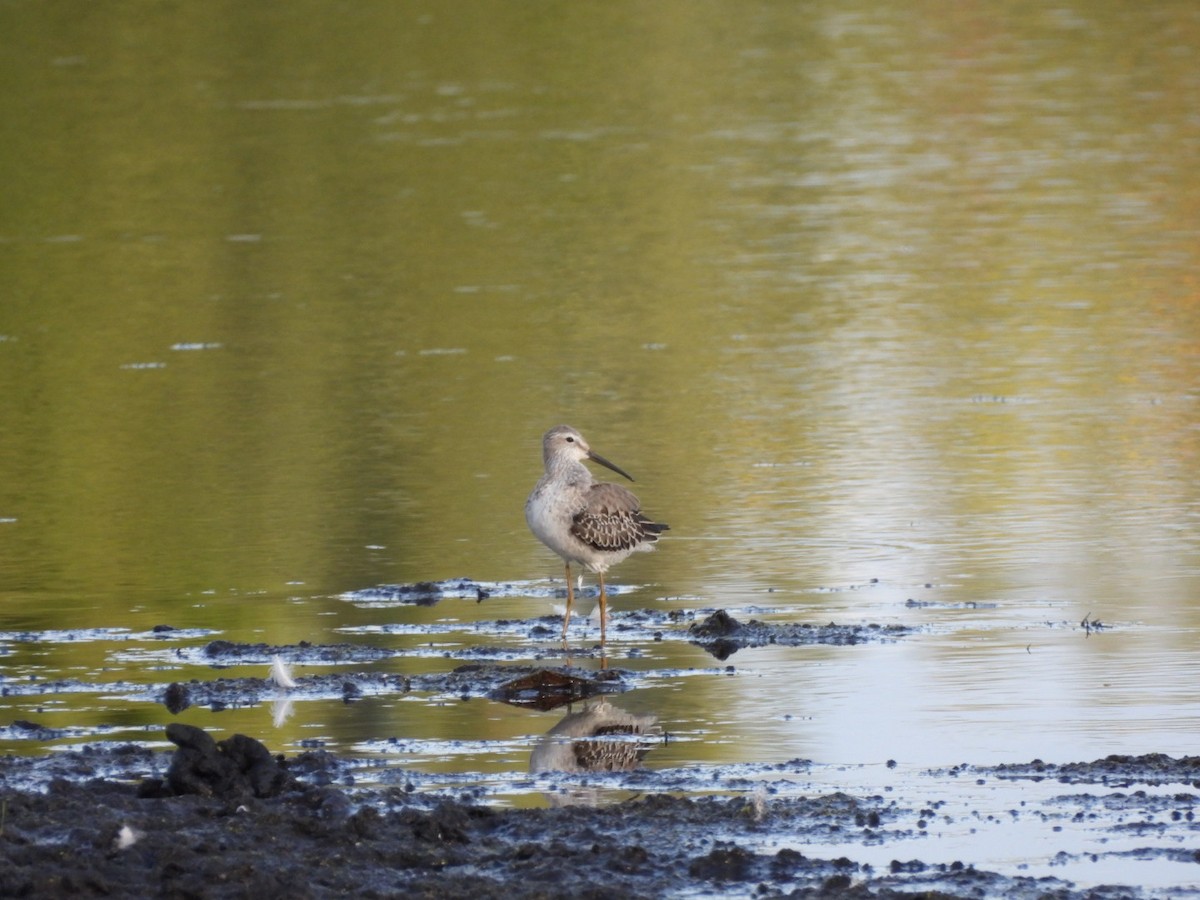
[571,481,664,554]
[525,425,668,642]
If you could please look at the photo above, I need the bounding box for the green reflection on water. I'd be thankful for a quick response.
[1,1,1198,766]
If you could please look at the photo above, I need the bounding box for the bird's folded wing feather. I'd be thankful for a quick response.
[571,483,663,552]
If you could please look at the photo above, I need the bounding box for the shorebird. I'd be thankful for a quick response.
[525,425,668,643]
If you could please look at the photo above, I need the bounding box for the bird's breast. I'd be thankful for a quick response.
[525,481,582,555]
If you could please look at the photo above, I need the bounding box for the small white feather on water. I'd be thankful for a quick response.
[269,655,296,689]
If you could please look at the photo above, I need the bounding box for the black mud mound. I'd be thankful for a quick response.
[146,723,294,801]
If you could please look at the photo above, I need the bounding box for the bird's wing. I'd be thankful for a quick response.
[570,482,667,552]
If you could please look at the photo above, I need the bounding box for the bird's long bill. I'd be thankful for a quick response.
[587,449,635,482]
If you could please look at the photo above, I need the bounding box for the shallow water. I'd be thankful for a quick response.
[2,1,1199,891]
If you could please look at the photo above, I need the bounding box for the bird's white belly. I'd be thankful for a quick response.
[526,486,613,571]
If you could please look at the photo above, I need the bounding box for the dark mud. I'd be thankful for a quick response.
[3,733,1197,899]
[4,607,850,712]
[944,754,1200,788]
[687,609,914,660]
[340,583,924,660]
[154,661,630,715]
[1,604,1189,897]
[341,578,643,607]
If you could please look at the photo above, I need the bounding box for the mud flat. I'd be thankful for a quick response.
[1,730,1198,898]
[1,603,1195,897]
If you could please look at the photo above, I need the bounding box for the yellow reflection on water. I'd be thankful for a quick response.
[1,0,1198,768]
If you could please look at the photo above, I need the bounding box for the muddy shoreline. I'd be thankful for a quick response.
[2,601,1196,897]
[2,732,1198,898]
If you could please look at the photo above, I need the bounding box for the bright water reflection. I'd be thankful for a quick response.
[1,0,1199,812]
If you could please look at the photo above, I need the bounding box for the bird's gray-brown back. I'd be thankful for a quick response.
[571,482,667,554]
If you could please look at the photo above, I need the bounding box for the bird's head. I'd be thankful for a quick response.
[542,425,635,481]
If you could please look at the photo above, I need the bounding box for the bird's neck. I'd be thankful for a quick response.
[547,457,592,485]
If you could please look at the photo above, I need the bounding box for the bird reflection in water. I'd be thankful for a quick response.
[530,697,661,805]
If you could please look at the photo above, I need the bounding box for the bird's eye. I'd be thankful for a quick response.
[565,436,575,442]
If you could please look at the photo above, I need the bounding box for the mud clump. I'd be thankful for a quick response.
[688,844,756,881]
[146,723,294,802]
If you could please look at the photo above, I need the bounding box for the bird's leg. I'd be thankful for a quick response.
[562,561,573,641]
[598,570,607,645]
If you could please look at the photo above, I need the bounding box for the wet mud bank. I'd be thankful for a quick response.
[1,604,1192,896]
[2,735,1197,899]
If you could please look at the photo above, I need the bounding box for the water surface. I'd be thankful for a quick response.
[2,4,1199,886]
